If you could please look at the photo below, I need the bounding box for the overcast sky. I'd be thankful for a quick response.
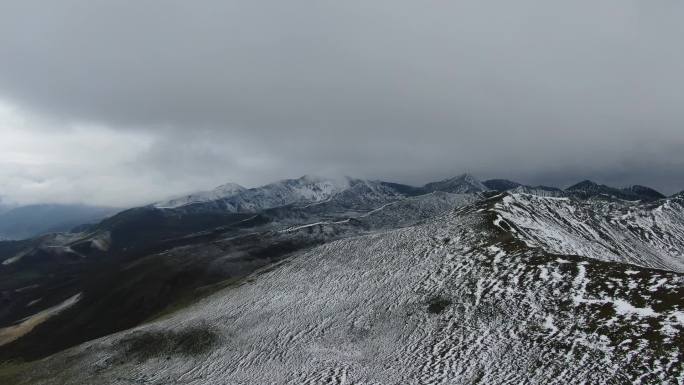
[1,0,683,206]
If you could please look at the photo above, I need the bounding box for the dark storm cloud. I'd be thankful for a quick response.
[0,0,683,205]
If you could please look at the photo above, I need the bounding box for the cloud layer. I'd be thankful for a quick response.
[0,0,683,205]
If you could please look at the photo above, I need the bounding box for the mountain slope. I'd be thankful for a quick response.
[6,194,682,384]
[567,180,665,202]
[483,179,567,197]
[623,185,667,201]
[495,193,684,272]
[424,173,488,193]
[510,185,567,197]
[154,183,246,209]
[0,186,472,362]
[164,175,349,214]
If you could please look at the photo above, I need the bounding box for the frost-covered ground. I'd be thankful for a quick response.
[495,194,684,272]
[7,194,682,385]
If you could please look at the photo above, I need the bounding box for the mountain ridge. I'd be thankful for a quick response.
[566,179,665,202]
[0,172,682,377]
[423,173,488,193]
[5,191,682,384]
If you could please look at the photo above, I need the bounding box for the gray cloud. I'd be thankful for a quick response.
[0,0,683,205]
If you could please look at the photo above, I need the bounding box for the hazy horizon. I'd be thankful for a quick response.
[0,171,680,208]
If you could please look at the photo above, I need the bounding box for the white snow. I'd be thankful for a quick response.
[612,299,658,317]
[154,182,247,209]
[495,193,684,272]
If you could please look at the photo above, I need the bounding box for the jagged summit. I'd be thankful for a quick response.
[423,173,487,194]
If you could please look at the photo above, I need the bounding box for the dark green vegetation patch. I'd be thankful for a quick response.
[427,296,452,314]
[115,324,220,363]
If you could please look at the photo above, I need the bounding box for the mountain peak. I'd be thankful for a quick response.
[424,173,487,193]
[566,180,600,191]
[459,172,479,182]
[213,182,247,194]
[154,182,246,209]
[282,175,350,188]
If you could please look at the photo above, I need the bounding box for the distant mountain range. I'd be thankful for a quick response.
[565,180,666,201]
[154,174,672,214]
[0,174,672,241]
[0,173,682,384]
[0,204,118,240]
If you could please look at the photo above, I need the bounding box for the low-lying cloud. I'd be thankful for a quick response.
[0,0,682,206]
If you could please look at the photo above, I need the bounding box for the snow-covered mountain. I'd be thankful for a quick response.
[156,175,350,213]
[6,193,682,384]
[154,183,246,209]
[424,173,488,193]
[495,193,684,272]
[483,178,566,197]
[1,174,683,384]
[154,176,427,218]
[483,178,668,201]
[154,175,667,217]
[509,184,567,197]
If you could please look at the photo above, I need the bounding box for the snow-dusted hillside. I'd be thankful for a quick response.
[155,176,349,213]
[7,195,682,385]
[495,193,684,272]
[509,185,567,197]
[355,191,480,229]
[155,183,246,209]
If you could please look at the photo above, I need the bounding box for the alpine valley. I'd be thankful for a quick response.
[0,174,682,384]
